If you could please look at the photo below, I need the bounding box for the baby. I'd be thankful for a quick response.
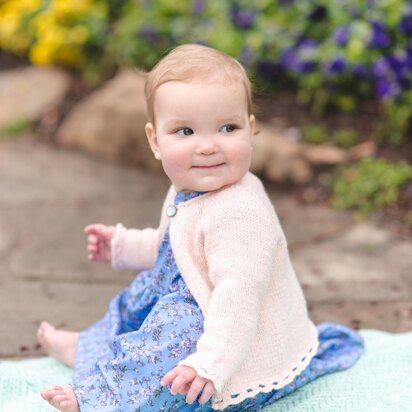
[38,44,363,412]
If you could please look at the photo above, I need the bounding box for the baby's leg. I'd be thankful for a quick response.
[41,384,80,412]
[37,321,78,367]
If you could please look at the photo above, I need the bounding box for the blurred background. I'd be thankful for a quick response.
[0,0,411,358]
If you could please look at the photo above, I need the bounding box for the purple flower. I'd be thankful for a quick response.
[139,25,159,43]
[399,12,412,35]
[296,61,317,73]
[404,54,412,70]
[407,40,412,56]
[391,62,412,90]
[298,38,318,49]
[295,40,318,73]
[334,25,350,46]
[231,6,255,29]
[369,21,391,48]
[385,55,403,71]
[325,56,347,74]
[280,48,298,69]
[352,64,369,78]
[375,78,397,99]
[192,0,205,14]
[256,60,282,79]
[373,58,390,78]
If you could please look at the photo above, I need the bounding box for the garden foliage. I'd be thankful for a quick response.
[332,157,412,216]
[1,0,412,142]
[1,0,412,218]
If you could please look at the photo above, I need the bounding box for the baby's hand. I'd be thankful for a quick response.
[84,224,116,262]
[161,365,215,405]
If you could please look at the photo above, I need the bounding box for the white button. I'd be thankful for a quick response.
[166,205,177,217]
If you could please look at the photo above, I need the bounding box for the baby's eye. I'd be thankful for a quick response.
[220,124,237,133]
[176,127,194,136]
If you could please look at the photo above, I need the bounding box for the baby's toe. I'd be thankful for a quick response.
[37,322,55,343]
[40,385,62,400]
[50,393,66,403]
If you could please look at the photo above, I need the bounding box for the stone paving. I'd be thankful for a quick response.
[0,135,411,359]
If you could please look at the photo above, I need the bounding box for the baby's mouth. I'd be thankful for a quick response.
[192,163,225,169]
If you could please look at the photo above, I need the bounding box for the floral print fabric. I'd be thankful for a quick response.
[72,191,364,411]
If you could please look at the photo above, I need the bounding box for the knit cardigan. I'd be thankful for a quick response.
[110,172,319,410]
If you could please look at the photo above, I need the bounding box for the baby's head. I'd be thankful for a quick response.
[144,44,253,124]
[144,44,256,193]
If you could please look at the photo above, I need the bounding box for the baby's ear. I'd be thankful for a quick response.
[248,114,256,137]
[145,122,161,160]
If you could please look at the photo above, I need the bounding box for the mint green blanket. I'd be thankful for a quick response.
[1,330,411,412]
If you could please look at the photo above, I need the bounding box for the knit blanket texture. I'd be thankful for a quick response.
[0,329,411,412]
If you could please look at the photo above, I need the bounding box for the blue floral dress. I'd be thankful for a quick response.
[72,191,364,412]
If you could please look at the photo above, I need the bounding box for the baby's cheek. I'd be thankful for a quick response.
[232,143,252,168]
[160,150,189,182]
[170,151,189,168]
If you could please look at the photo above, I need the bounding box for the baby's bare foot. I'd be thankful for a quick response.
[41,384,80,412]
[37,321,78,367]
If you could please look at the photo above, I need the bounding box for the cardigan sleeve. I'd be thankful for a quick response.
[177,203,280,393]
[110,224,160,271]
[110,185,176,271]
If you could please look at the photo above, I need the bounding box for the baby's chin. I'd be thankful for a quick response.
[174,177,244,193]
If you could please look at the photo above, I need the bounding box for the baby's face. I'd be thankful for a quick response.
[145,81,255,192]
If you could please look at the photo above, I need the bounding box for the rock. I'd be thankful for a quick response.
[349,141,377,159]
[289,158,313,184]
[57,70,160,170]
[0,67,71,129]
[251,123,312,184]
[303,144,348,165]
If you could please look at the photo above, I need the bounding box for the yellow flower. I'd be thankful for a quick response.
[51,0,93,17]
[69,25,89,45]
[56,45,84,67]
[0,10,20,38]
[24,0,42,9]
[31,11,56,36]
[29,40,55,65]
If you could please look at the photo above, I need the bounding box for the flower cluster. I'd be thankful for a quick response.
[276,2,412,103]
[0,0,107,67]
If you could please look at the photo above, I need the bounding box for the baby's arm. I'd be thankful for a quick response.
[110,224,160,271]
[108,186,174,271]
[84,223,160,270]
[177,204,277,394]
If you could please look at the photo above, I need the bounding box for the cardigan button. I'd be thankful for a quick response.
[166,205,177,217]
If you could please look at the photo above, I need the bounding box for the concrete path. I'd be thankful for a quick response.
[1,135,411,359]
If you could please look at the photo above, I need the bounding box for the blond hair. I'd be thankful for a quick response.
[144,44,253,123]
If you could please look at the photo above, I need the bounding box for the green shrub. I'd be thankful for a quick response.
[0,117,31,136]
[302,123,328,144]
[332,129,357,148]
[331,157,412,216]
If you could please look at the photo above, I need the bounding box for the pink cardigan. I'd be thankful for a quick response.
[111,172,318,410]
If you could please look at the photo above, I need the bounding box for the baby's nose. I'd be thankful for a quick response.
[196,138,219,155]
